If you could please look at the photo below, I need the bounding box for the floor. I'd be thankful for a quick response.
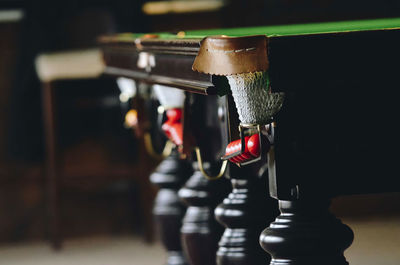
[0,236,166,265]
[0,216,398,265]
[344,216,400,265]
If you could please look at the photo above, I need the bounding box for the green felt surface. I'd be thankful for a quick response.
[115,17,400,41]
[183,17,400,37]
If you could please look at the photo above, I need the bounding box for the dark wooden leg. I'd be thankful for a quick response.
[179,163,229,265]
[215,168,276,265]
[150,149,192,265]
[41,81,61,250]
[260,199,354,265]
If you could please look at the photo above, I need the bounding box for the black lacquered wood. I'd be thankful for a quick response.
[260,199,354,265]
[178,91,231,265]
[215,166,277,265]
[150,149,192,265]
[101,29,400,196]
[267,30,400,198]
[179,163,229,265]
[101,43,216,95]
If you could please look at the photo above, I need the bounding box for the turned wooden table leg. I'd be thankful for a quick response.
[215,167,276,265]
[150,149,192,265]
[179,162,229,265]
[260,199,354,265]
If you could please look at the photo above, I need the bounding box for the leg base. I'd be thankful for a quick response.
[260,199,353,265]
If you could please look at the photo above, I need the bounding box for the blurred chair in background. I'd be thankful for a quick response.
[35,47,158,250]
[4,1,155,249]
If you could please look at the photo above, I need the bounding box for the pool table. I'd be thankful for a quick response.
[100,17,400,265]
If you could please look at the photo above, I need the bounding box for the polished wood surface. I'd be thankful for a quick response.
[150,149,192,265]
[178,90,230,265]
[260,199,354,265]
[179,163,228,265]
[102,28,400,197]
[215,167,276,265]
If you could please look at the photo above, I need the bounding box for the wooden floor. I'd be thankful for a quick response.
[345,216,400,265]
[0,216,398,265]
[0,236,166,265]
